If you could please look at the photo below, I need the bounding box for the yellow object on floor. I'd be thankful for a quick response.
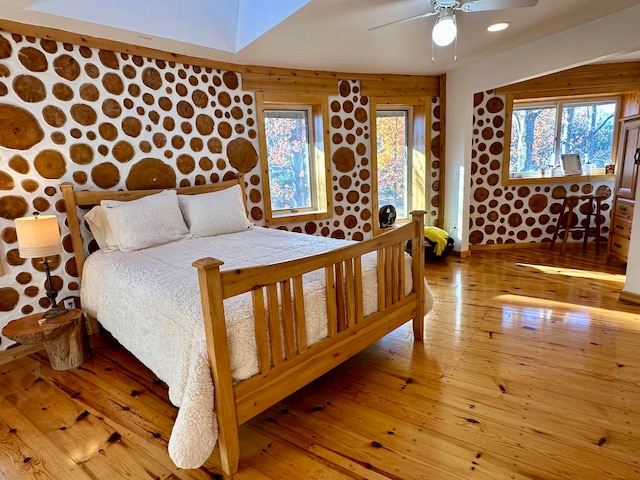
[424,226,449,256]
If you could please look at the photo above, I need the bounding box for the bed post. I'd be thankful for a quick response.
[192,257,240,476]
[409,210,427,340]
[60,183,87,279]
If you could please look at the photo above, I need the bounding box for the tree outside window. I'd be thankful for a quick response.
[510,98,618,176]
[376,110,410,219]
[264,109,313,212]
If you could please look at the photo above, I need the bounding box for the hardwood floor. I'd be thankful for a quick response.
[2,246,640,479]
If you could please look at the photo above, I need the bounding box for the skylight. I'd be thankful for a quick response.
[26,0,310,52]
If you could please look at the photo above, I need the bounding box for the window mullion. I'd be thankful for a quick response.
[554,100,563,167]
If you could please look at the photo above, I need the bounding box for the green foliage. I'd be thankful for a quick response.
[377,111,408,218]
[265,110,311,210]
[510,100,616,174]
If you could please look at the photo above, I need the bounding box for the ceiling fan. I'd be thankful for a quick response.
[370,0,539,47]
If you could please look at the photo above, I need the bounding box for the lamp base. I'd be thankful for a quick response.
[39,306,70,325]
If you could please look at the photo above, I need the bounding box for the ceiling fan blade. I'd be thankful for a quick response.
[460,0,539,13]
[368,11,437,31]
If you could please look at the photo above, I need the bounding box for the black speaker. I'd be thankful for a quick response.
[379,205,396,228]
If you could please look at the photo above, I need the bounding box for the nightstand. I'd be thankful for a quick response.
[2,308,91,370]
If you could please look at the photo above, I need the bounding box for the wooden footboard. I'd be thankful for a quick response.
[193,211,426,475]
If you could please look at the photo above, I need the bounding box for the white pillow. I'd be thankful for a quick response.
[178,185,251,237]
[84,206,119,251]
[102,190,190,252]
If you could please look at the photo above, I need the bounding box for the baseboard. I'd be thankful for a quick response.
[470,242,549,251]
[0,343,43,365]
[619,290,640,306]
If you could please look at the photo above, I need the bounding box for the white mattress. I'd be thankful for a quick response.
[81,226,433,469]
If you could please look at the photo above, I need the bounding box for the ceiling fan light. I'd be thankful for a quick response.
[432,15,457,47]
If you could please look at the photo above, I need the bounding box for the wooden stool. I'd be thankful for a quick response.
[549,194,606,254]
[2,309,91,370]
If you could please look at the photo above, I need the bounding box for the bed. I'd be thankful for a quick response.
[60,174,433,476]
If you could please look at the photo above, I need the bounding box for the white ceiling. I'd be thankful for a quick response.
[1,0,639,75]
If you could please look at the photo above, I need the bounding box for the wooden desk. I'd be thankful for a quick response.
[2,309,91,370]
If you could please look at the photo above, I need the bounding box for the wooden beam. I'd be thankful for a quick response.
[360,76,440,98]
[242,72,339,95]
[496,62,640,97]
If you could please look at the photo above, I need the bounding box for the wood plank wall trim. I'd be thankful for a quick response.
[360,77,440,98]
[0,18,440,97]
[496,62,640,98]
[242,72,340,95]
[0,344,42,365]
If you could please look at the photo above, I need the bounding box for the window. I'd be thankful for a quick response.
[257,93,331,224]
[507,96,619,179]
[376,108,412,220]
[264,108,314,211]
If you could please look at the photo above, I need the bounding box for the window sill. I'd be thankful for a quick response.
[503,173,616,186]
[265,209,332,226]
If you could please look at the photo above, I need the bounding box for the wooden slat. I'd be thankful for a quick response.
[353,256,364,324]
[391,244,400,303]
[384,246,393,307]
[398,243,406,301]
[266,284,283,367]
[377,249,385,311]
[345,259,356,328]
[252,289,270,373]
[335,262,346,332]
[325,266,338,337]
[279,279,296,360]
[292,275,307,353]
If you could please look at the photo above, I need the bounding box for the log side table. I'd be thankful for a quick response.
[2,308,91,370]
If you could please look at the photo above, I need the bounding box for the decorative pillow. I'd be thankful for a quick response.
[84,206,119,251]
[178,185,251,237]
[102,190,190,252]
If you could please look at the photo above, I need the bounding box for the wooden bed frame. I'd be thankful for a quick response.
[60,175,427,476]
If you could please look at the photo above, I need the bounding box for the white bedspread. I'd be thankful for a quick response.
[81,226,433,469]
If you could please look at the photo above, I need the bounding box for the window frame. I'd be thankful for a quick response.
[503,93,621,185]
[371,96,429,235]
[375,106,414,221]
[257,92,332,225]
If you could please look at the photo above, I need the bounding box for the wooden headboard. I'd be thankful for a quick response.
[60,174,246,281]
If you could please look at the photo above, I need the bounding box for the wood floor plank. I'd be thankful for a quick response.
[0,395,94,480]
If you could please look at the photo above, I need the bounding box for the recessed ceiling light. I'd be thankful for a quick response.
[487,22,509,32]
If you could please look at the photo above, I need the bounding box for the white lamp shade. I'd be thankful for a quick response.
[432,15,457,47]
[15,215,62,258]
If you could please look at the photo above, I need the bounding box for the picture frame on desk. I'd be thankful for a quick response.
[561,153,582,175]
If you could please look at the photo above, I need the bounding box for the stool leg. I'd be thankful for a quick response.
[550,198,569,251]
[560,199,576,254]
[583,198,593,251]
[595,198,602,255]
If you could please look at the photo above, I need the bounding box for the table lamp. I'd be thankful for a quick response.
[15,213,68,322]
